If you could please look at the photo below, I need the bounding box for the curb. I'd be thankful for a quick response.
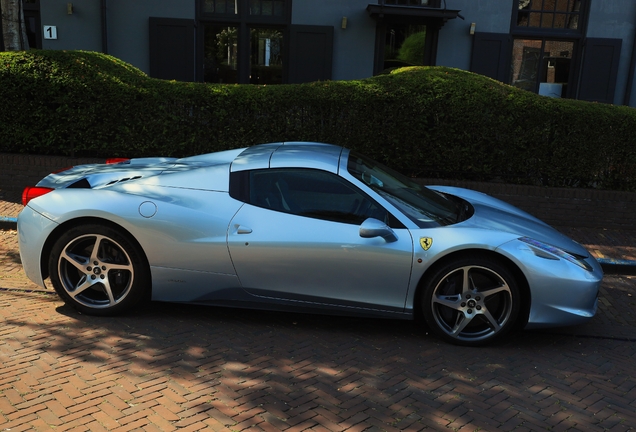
[598,258,636,276]
[0,217,18,231]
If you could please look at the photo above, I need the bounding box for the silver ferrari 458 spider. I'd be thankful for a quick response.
[18,142,602,346]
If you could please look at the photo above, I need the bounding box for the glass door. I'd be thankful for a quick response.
[510,39,574,98]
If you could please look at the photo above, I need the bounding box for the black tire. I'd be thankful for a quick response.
[48,223,150,316]
[421,255,521,346]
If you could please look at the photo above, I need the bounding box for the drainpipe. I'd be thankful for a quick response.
[623,7,636,106]
[101,0,108,54]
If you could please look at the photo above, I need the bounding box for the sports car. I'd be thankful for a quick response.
[17,142,602,346]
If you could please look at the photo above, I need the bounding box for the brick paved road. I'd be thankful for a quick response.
[1,226,636,431]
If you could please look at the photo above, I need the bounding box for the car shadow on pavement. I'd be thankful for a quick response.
[50,298,602,352]
[1,290,633,431]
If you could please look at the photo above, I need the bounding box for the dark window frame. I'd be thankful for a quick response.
[196,0,292,83]
[507,1,591,100]
[23,9,42,49]
[369,0,460,74]
[381,0,441,7]
[199,0,291,24]
[373,20,441,75]
[509,37,579,97]
[22,0,40,10]
[510,0,589,38]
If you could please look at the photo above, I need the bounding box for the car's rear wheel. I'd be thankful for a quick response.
[48,224,149,316]
[421,255,520,346]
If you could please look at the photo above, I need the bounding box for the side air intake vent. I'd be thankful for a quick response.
[67,178,91,189]
[106,176,142,186]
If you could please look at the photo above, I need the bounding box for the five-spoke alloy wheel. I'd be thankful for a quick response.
[422,255,521,346]
[48,224,149,316]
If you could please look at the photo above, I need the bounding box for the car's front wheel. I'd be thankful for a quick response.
[48,224,149,316]
[421,255,521,346]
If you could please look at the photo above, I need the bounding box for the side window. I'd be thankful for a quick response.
[248,169,389,225]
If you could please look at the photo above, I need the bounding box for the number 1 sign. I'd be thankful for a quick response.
[43,26,58,40]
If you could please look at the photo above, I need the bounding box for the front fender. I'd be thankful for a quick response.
[404,226,521,312]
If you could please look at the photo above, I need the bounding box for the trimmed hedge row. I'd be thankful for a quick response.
[1,50,636,190]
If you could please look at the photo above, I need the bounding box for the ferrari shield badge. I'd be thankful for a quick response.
[420,237,433,251]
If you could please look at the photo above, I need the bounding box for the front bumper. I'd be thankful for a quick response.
[496,239,603,329]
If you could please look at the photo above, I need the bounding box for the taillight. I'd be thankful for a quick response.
[106,158,130,164]
[22,187,54,206]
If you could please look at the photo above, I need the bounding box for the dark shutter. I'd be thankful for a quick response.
[578,38,622,104]
[149,18,195,82]
[288,25,334,84]
[470,32,512,83]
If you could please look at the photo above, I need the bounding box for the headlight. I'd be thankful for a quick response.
[519,237,593,272]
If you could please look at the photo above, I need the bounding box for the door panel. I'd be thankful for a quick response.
[227,205,413,311]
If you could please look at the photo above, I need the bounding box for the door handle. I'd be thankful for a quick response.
[236,225,253,234]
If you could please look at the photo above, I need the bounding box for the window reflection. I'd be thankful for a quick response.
[511,39,573,97]
[383,0,431,5]
[383,24,427,71]
[201,0,288,84]
[204,0,238,14]
[249,169,388,225]
[517,0,582,30]
[204,25,239,83]
[249,0,284,16]
[250,28,283,84]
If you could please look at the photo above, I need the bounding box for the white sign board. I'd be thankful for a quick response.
[43,26,58,40]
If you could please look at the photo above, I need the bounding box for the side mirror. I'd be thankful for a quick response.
[359,218,398,242]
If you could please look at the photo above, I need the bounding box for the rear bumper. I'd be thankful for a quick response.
[17,206,59,288]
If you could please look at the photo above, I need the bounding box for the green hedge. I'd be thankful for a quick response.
[1,50,636,191]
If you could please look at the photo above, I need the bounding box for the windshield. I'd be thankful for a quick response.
[347,152,467,228]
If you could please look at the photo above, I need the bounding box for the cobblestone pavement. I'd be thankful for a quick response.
[1,198,636,431]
